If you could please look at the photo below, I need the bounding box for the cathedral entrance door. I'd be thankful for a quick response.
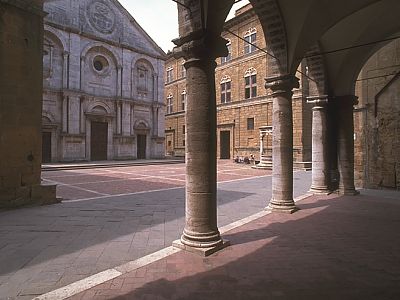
[220,131,231,159]
[91,122,108,161]
[42,132,52,163]
[137,134,146,159]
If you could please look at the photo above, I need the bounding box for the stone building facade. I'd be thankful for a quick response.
[164,4,312,167]
[354,38,400,189]
[42,0,166,162]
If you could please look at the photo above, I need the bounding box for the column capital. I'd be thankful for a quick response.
[331,95,359,107]
[307,95,329,108]
[265,74,300,96]
[172,29,228,62]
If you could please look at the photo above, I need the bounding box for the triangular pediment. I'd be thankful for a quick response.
[44,0,166,58]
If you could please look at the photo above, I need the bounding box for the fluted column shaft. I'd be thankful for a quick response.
[307,96,330,193]
[265,75,299,213]
[335,95,358,195]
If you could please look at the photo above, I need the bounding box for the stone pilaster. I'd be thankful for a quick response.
[307,95,330,194]
[172,31,230,256]
[265,74,299,213]
[335,95,359,195]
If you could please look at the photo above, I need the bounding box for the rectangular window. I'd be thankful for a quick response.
[221,81,232,103]
[244,32,257,54]
[166,68,174,83]
[182,125,185,134]
[182,139,185,147]
[167,97,173,114]
[247,117,255,130]
[181,64,186,78]
[181,92,186,111]
[245,74,257,99]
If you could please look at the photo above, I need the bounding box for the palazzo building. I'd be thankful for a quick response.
[42,0,166,162]
[164,4,312,168]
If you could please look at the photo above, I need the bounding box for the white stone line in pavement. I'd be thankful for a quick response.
[62,174,273,203]
[33,247,181,300]
[63,186,184,203]
[34,192,313,300]
[219,210,271,234]
[32,269,122,300]
[44,179,110,196]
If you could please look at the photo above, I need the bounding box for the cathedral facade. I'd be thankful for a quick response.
[42,0,166,162]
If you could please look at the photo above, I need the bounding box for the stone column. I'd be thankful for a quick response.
[117,65,122,98]
[62,51,69,89]
[116,101,122,135]
[80,56,85,90]
[307,95,330,194]
[265,74,299,213]
[172,34,229,256]
[335,95,359,195]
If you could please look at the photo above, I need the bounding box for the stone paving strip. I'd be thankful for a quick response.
[33,193,313,300]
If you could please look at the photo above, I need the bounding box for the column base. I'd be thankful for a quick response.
[309,186,331,195]
[266,199,299,214]
[339,188,360,196]
[172,239,230,257]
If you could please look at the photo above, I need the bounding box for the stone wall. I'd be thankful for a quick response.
[0,1,57,209]
[354,39,400,189]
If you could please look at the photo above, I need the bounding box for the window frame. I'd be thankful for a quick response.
[166,67,174,83]
[181,90,187,111]
[166,94,173,114]
[244,28,257,55]
[247,117,255,130]
[220,75,232,104]
[244,68,257,99]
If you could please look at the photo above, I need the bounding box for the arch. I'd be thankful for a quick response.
[133,57,156,100]
[86,101,112,115]
[304,43,329,96]
[244,67,257,77]
[81,43,121,66]
[133,119,150,130]
[43,26,67,52]
[249,0,288,76]
[42,111,56,124]
[220,75,231,84]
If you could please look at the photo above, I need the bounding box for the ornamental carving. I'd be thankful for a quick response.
[87,0,116,34]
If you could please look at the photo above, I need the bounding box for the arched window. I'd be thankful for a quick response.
[181,90,187,111]
[221,39,232,64]
[244,28,257,54]
[166,94,173,114]
[137,65,149,91]
[220,75,232,104]
[244,68,257,99]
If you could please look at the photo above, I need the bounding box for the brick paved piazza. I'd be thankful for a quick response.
[0,162,311,299]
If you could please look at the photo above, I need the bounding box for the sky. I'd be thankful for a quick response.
[118,0,249,53]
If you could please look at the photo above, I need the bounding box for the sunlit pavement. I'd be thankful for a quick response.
[69,189,400,300]
[0,161,311,299]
